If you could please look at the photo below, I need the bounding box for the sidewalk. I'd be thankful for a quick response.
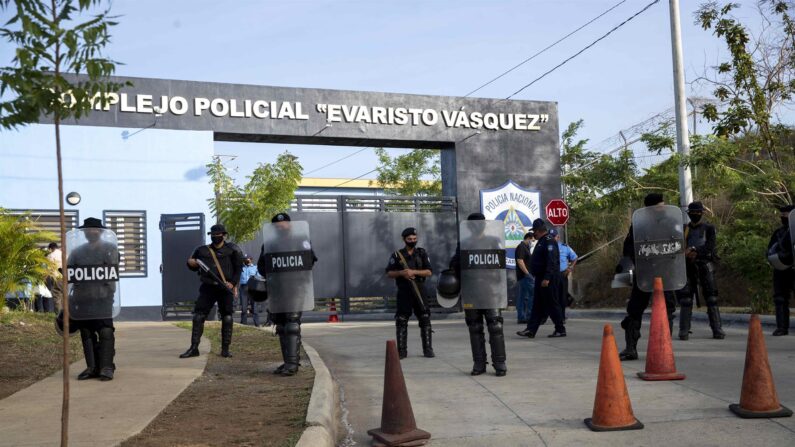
[0,322,209,447]
[302,317,795,446]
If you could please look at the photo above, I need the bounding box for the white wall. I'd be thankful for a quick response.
[0,124,214,307]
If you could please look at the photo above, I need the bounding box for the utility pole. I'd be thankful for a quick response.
[668,0,694,207]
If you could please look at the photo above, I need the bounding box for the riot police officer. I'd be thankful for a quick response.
[180,224,243,359]
[677,201,725,340]
[386,227,434,359]
[517,219,566,338]
[449,213,508,377]
[619,193,679,361]
[68,217,120,381]
[257,213,317,376]
[768,204,794,336]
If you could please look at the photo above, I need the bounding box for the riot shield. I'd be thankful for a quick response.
[261,220,315,313]
[459,220,507,309]
[632,205,686,292]
[66,228,121,320]
[789,210,795,255]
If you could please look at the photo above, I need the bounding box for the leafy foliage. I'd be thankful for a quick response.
[0,209,56,308]
[207,153,303,243]
[372,148,442,196]
[0,0,127,129]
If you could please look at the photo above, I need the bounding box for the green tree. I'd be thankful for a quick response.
[372,148,442,196]
[0,1,125,444]
[0,209,56,309]
[207,153,303,243]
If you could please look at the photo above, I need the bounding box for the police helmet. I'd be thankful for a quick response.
[436,269,461,308]
[54,311,78,336]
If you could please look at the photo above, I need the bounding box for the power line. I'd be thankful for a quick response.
[506,0,662,100]
[465,0,627,97]
[309,168,379,195]
[304,147,370,175]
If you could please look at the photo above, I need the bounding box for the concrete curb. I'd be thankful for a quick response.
[296,342,341,447]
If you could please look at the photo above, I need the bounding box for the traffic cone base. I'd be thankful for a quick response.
[637,371,685,381]
[729,403,793,419]
[367,428,431,447]
[584,417,644,432]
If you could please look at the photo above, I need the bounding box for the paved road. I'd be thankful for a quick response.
[0,322,209,447]
[302,317,795,446]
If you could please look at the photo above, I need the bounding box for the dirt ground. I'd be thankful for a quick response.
[0,311,84,399]
[121,323,314,447]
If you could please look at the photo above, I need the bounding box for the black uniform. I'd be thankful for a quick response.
[769,225,793,335]
[69,238,119,381]
[182,242,243,358]
[524,233,566,336]
[676,221,724,339]
[386,247,434,358]
[450,245,507,376]
[257,243,317,375]
[619,224,677,360]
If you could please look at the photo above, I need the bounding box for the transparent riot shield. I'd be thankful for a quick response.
[66,228,121,319]
[632,205,686,292]
[459,220,507,309]
[261,220,315,313]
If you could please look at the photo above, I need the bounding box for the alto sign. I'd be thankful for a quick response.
[545,199,570,226]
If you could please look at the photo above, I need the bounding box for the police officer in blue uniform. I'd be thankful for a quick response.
[517,219,566,338]
[676,201,725,340]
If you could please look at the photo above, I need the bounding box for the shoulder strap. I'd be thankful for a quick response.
[395,250,409,269]
[207,245,228,284]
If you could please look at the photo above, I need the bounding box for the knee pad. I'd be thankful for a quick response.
[621,316,640,330]
[285,312,301,323]
[486,317,503,334]
[679,297,693,307]
[418,313,432,328]
[284,321,301,336]
[395,315,410,327]
[705,295,719,307]
[466,319,484,334]
[193,313,207,325]
[98,327,114,343]
[221,314,233,325]
[773,295,788,305]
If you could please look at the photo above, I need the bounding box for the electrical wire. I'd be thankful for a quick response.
[506,0,662,99]
[464,0,627,97]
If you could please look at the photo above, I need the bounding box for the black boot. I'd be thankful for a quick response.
[180,314,205,358]
[486,313,507,377]
[220,314,233,357]
[77,329,99,380]
[619,318,640,361]
[420,324,435,358]
[773,302,790,336]
[468,321,487,376]
[707,305,725,339]
[281,318,301,376]
[273,325,287,374]
[97,327,116,381]
[396,316,409,359]
[679,305,692,340]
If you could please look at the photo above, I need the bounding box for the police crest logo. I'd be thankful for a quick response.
[479,180,541,269]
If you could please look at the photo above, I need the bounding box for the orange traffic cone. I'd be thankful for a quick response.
[585,324,644,431]
[327,298,339,323]
[368,340,431,447]
[729,314,793,418]
[637,277,685,381]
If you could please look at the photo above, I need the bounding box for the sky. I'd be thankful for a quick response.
[0,0,774,183]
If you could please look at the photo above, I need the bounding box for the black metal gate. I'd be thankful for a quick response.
[239,195,460,314]
[159,213,205,320]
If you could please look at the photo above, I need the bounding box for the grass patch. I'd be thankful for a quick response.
[0,310,84,400]
[121,323,314,447]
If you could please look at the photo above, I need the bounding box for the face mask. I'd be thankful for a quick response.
[211,235,224,245]
[406,241,417,248]
[688,213,702,223]
[781,217,789,227]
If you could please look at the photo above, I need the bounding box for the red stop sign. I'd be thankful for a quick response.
[545,199,569,226]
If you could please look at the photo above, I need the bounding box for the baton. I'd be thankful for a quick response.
[196,259,230,288]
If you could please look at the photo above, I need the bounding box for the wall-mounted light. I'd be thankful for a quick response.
[65,191,81,206]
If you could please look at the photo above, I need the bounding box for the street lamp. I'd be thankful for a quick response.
[65,192,81,206]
